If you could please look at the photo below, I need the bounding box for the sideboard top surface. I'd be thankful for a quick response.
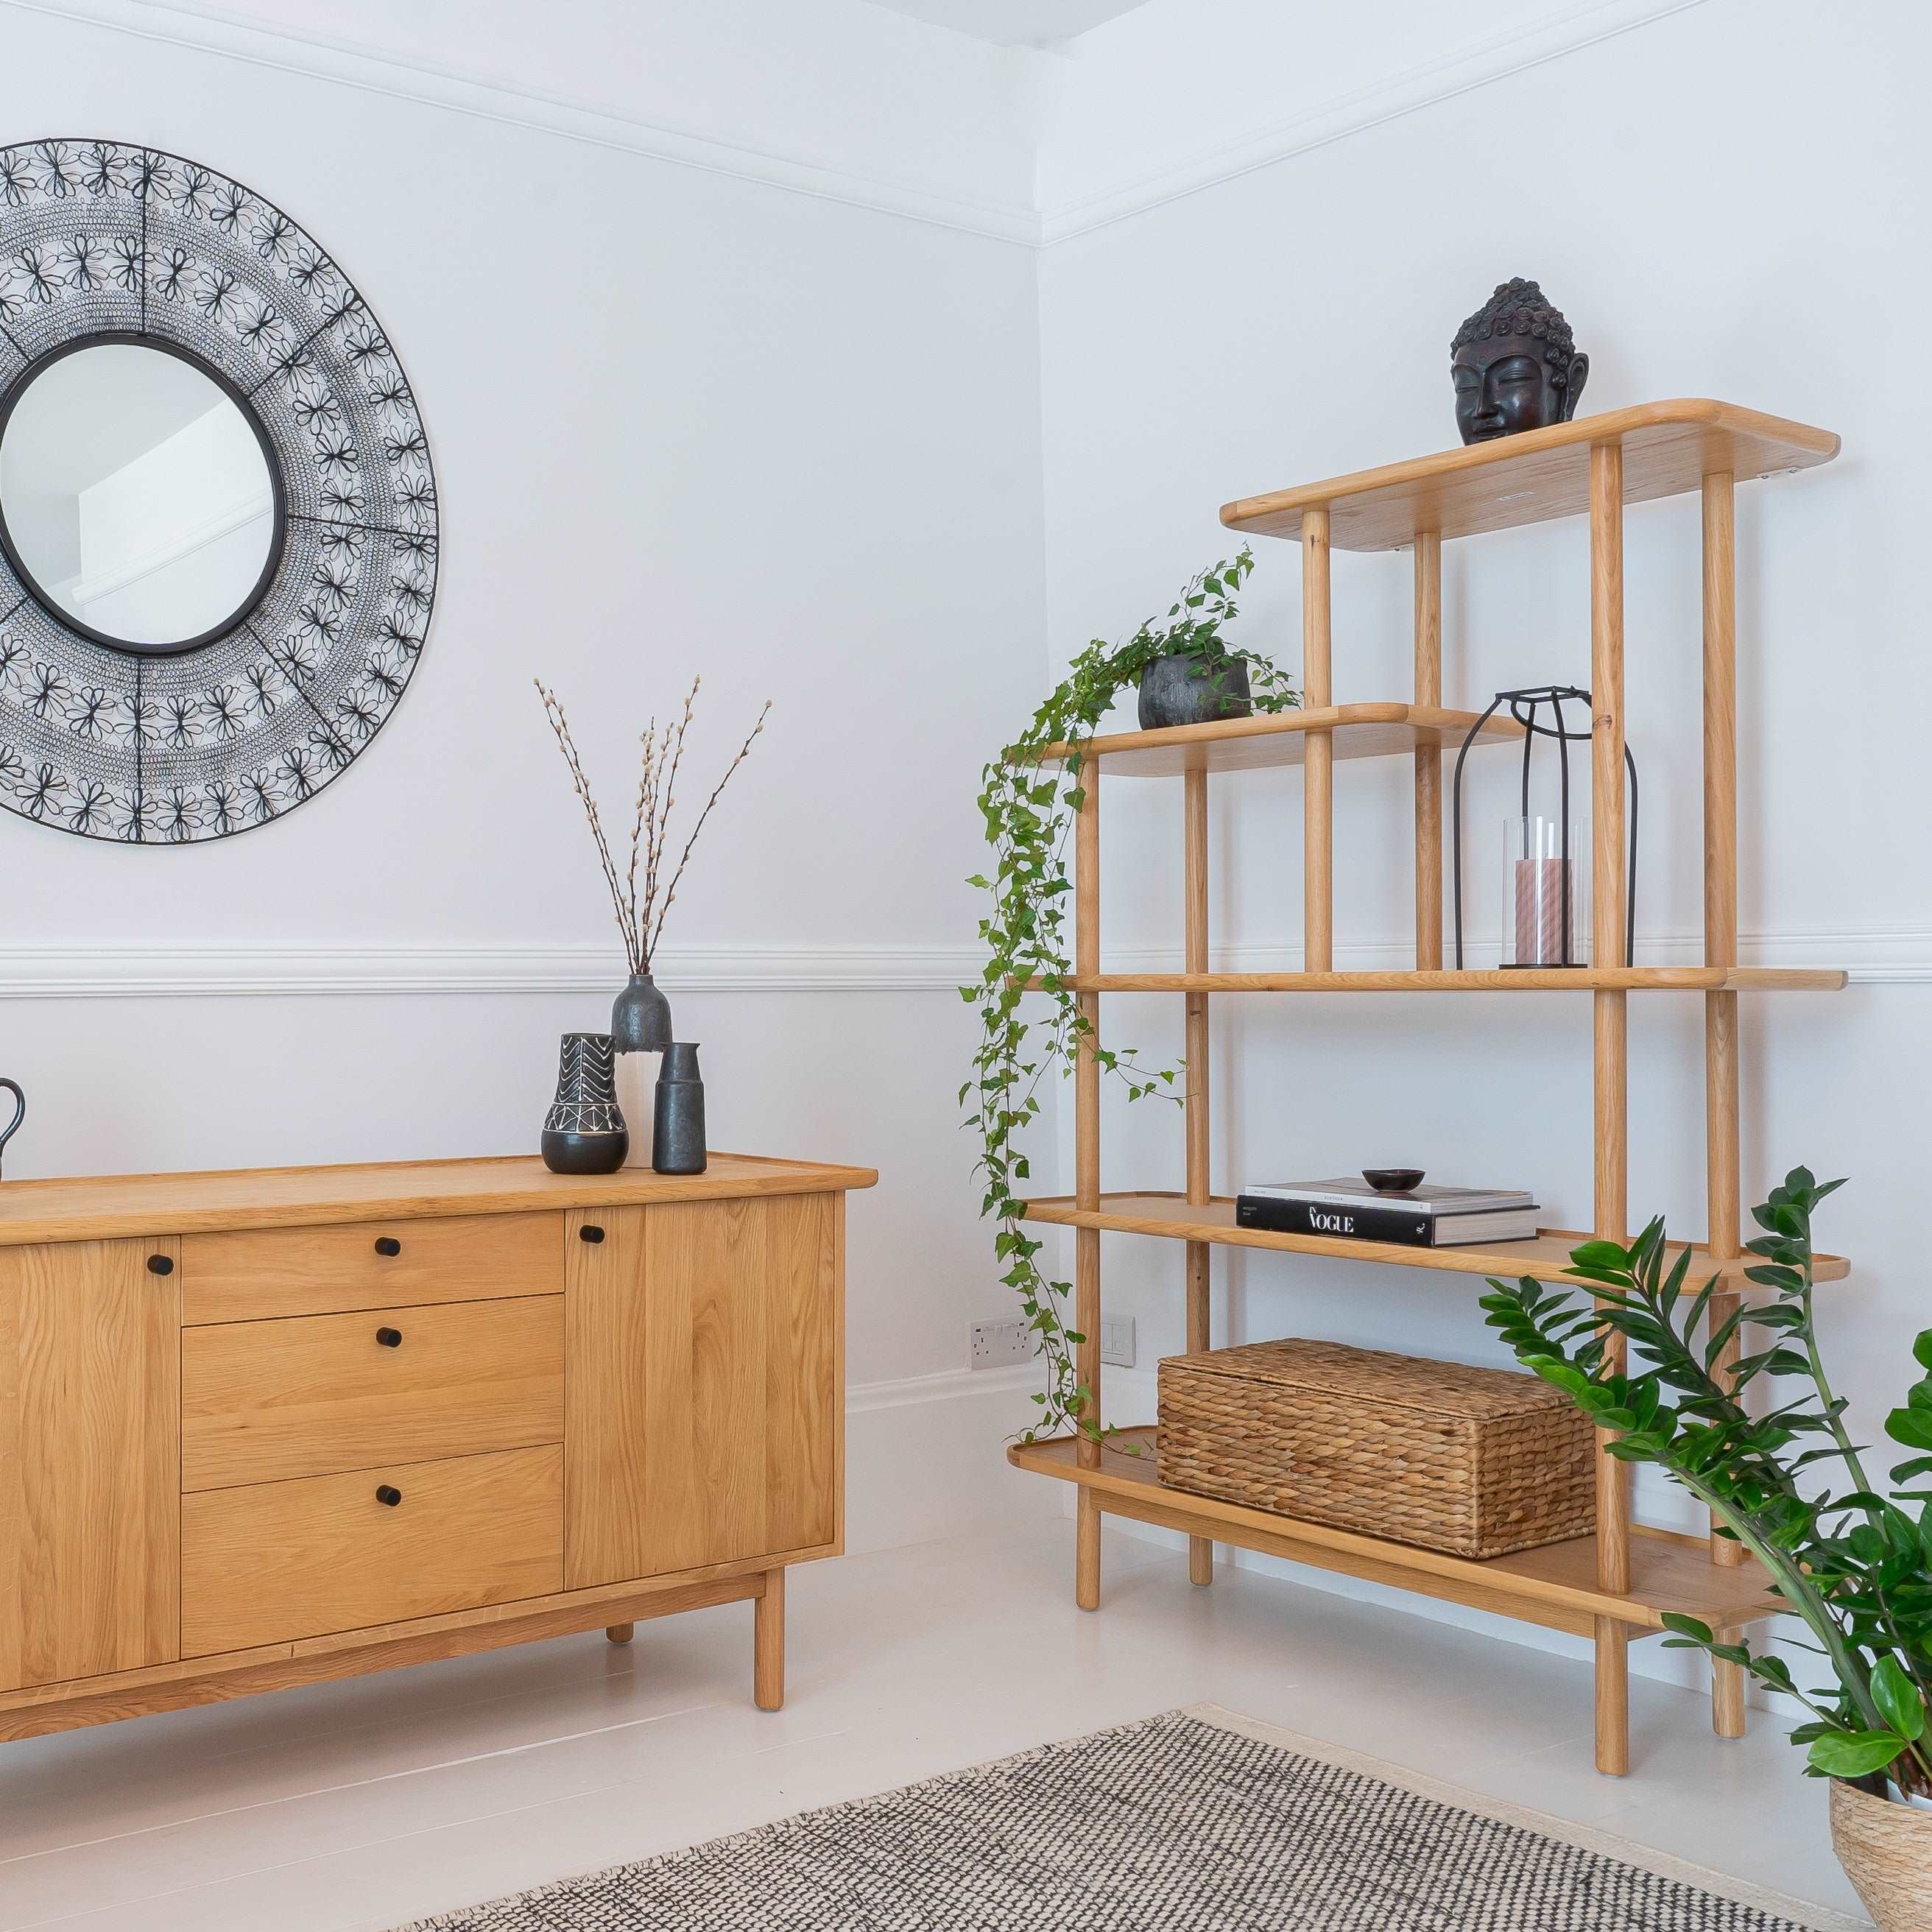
[0,1152,879,1247]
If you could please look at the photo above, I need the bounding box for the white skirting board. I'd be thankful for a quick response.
[843,1363,1060,1555]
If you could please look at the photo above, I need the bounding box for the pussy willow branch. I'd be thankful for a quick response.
[536,680,636,973]
[538,677,772,973]
[648,697,772,959]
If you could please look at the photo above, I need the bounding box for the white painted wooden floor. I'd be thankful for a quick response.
[0,1519,1869,1928]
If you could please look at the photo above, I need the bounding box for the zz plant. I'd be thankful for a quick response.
[962,550,1297,1444]
[1484,1168,1932,1802]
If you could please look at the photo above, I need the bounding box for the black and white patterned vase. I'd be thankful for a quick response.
[540,1032,627,1175]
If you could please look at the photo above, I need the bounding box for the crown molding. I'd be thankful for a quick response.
[1034,0,1708,244]
[0,926,1921,998]
[1,0,1044,244]
[4,0,1709,251]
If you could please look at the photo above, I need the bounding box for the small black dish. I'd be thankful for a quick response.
[1363,1167,1425,1194]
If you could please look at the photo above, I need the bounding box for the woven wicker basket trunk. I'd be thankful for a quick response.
[1156,1338,1596,1559]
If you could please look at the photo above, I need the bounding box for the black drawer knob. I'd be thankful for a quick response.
[375,1326,403,1348]
[373,1235,402,1257]
[579,1224,605,1244]
[147,1254,173,1276]
[376,1484,402,1507]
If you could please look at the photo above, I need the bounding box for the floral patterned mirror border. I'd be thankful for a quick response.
[0,138,437,844]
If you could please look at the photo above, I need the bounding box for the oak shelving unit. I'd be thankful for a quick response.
[1007,401,1845,1777]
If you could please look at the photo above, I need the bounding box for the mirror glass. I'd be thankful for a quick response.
[0,342,278,654]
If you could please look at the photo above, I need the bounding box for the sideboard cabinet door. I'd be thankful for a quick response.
[0,1238,182,1690]
[565,1195,840,1589]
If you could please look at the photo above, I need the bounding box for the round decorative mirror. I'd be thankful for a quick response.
[0,339,285,654]
[0,140,437,844]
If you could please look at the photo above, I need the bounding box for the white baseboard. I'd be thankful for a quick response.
[843,1362,1060,1555]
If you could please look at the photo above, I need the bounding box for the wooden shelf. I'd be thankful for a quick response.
[1018,1191,1852,1289]
[1026,967,1847,993]
[1219,400,1838,552]
[1010,1428,1782,1639]
[1025,702,1524,778]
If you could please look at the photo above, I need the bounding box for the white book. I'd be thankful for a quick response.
[1241,1177,1536,1218]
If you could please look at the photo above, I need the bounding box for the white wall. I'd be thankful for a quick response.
[1037,0,1932,1678]
[4,0,1925,1595]
[0,0,1060,1537]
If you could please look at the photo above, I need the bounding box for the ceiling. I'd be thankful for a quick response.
[860,1,1151,50]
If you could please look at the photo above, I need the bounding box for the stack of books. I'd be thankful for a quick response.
[1235,1177,1540,1248]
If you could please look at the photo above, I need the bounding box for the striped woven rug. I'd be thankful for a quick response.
[396,1704,1869,1931]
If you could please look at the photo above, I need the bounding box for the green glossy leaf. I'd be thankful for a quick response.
[1807,1730,1908,1779]
[1872,1657,1926,1742]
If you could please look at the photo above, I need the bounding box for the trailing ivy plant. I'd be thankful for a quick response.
[1484,1168,1932,1802]
[962,550,1297,1444]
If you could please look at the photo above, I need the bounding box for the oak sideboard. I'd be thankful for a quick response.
[0,1151,876,1741]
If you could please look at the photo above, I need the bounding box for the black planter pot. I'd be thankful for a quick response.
[540,1032,628,1174]
[1137,652,1253,730]
[611,971,672,1053]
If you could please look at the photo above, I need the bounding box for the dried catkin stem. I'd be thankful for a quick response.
[649,699,771,958]
[536,679,635,973]
[537,676,772,974]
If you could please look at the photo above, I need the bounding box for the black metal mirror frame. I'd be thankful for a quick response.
[0,138,437,845]
[0,331,290,657]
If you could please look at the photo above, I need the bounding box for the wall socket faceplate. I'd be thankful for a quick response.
[970,1316,1039,1369]
[970,1315,1133,1369]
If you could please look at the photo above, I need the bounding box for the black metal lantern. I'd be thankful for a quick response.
[1450,685,1638,970]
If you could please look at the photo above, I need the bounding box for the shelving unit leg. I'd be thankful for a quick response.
[1591,441,1632,1777]
[1302,504,1333,970]
[1702,465,1750,1738]
[1074,757,1103,1610]
[1413,531,1443,968]
[1184,764,1213,1587]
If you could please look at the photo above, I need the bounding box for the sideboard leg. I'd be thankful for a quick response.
[604,1622,635,1645]
[754,1568,786,1711]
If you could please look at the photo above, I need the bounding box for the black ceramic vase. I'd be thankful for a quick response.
[0,1077,21,1180]
[1138,652,1252,730]
[611,970,672,1053]
[652,1043,707,1176]
[541,1032,628,1175]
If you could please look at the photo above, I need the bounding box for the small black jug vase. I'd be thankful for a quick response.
[541,1033,628,1175]
[0,1078,21,1180]
[652,1043,707,1176]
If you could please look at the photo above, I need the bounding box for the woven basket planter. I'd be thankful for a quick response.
[1830,1775,1932,1930]
[1157,1339,1596,1560]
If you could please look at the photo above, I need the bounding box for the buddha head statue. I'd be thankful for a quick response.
[1450,278,1588,444]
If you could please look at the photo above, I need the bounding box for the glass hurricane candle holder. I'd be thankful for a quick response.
[1503,814,1589,967]
[1451,683,1639,970]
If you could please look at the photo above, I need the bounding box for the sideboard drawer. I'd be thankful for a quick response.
[181,1445,563,1655]
[183,1296,564,1492]
[181,1212,564,1324]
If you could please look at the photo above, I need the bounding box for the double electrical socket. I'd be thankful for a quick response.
[969,1316,1037,1369]
[970,1314,1136,1369]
